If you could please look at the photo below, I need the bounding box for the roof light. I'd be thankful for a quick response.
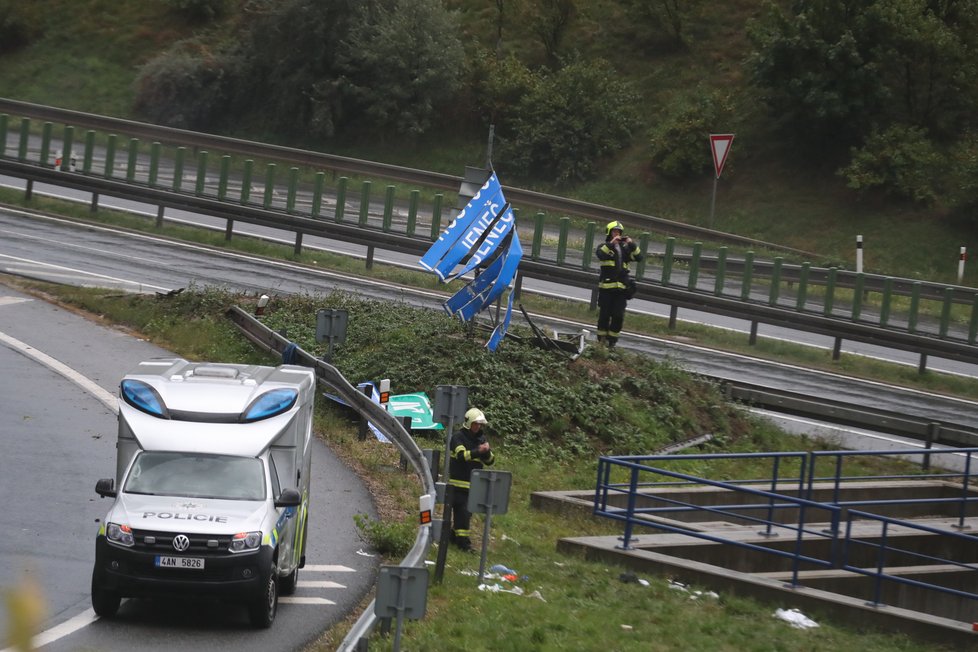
[242,388,298,422]
[121,379,169,418]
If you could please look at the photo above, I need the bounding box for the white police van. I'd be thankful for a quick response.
[91,358,316,628]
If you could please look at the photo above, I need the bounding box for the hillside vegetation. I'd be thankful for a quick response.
[1,0,977,285]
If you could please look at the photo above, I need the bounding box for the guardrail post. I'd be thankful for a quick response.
[358,180,372,227]
[851,273,864,321]
[240,159,253,204]
[557,217,569,265]
[287,167,300,214]
[429,192,442,237]
[40,121,52,166]
[382,185,395,232]
[104,134,118,179]
[908,282,921,333]
[312,172,325,218]
[769,257,782,306]
[582,222,596,270]
[824,267,837,316]
[172,145,185,191]
[149,142,161,187]
[218,155,230,201]
[406,189,419,235]
[714,246,727,296]
[0,114,7,156]
[741,251,754,301]
[879,277,893,326]
[126,138,139,183]
[263,163,276,209]
[17,118,29,161]
[335,176,348,222]
[688,242,702,291]
[795,262,810,311]
[969,293,978,345]
[61,126,74,172]
[631,233,648,280]
[661,237,675,284]
[532,212,544,261]
[195,150,208,196]
[939,287,953,338]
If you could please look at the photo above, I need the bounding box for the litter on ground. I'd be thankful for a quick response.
[774,608,819,629]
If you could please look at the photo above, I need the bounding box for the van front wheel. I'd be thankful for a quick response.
[91,570,121,617]
[278,566,298,596]
[249,563,278,628]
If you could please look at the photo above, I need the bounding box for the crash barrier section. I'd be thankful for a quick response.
[225,306,433,650]
[2,104,978,370]
[594,449,978,608]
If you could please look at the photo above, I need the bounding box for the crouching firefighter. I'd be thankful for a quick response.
[448,408,495,551]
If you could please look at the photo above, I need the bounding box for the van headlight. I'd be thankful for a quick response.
[106,523,134,547]
[229,531,261,553]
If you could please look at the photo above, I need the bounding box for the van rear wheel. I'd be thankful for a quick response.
[91,569,121,617]
[249,563,278,628]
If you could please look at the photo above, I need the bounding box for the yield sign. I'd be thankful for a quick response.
[710,134,735,179]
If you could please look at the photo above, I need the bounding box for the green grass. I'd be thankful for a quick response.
[0,278,954,652]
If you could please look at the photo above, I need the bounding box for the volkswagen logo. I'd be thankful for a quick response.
[172,534,191,552]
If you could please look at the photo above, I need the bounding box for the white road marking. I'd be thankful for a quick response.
[0,252,169,292]
[0,329,117,412]
[298,580,346,589]
[304,564,356,572]
[0,608,98,652]
[279,597,337,605]
[0,296,31,307]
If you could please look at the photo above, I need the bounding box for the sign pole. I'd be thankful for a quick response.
[708,134,735,230]
[709,175,718,229]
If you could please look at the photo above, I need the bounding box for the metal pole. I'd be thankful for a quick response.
[709,175,718,229]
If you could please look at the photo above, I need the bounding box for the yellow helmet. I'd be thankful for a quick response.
[464,408,487,428]
[605,220,625,236]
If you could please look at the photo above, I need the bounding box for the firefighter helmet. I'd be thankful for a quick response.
[463,408,487,428]
[605,220,625,236]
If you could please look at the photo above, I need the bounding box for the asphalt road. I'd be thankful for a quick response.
[0,284,377,652]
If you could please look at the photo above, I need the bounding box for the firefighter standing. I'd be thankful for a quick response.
[595,220,642,348]
[448,408,495,551]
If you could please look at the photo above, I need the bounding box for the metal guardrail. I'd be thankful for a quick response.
[594,450,978,609]
[226,306,433,651]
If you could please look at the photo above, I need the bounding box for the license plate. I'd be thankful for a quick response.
[155,556,205,569]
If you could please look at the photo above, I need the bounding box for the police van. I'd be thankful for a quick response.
[91,358,316,628]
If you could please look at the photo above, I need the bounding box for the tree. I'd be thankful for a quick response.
[523,0,576,69]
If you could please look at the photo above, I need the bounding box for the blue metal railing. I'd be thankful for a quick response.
[594,448,978,604]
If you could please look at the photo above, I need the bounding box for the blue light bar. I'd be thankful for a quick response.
[242,389,298,423]
[121,379,169,418]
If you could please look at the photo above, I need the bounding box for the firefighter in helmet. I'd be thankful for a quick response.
[448,407,495,551]
[595,219,642,348]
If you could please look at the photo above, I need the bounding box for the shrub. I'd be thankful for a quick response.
[837,125,943,204]
[353,513,414,557]
[163,0,228,22]
[0,1,36,53]
[648,90,733,179]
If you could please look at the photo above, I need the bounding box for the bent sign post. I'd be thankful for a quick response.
[709,133,735,229]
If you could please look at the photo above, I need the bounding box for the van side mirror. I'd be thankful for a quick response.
[275,488,301,508]
[95,478,116,498]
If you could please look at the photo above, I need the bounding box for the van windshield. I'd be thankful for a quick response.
[124,452,266,501]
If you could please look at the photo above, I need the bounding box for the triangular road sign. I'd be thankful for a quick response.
[710,134,735,179]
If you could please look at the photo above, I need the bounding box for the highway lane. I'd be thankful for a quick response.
[3,173,976,379]
[0,284,378,651]
[0,206,975,433]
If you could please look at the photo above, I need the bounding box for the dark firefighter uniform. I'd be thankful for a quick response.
[448,409,495,550]
[595,220,642,347]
